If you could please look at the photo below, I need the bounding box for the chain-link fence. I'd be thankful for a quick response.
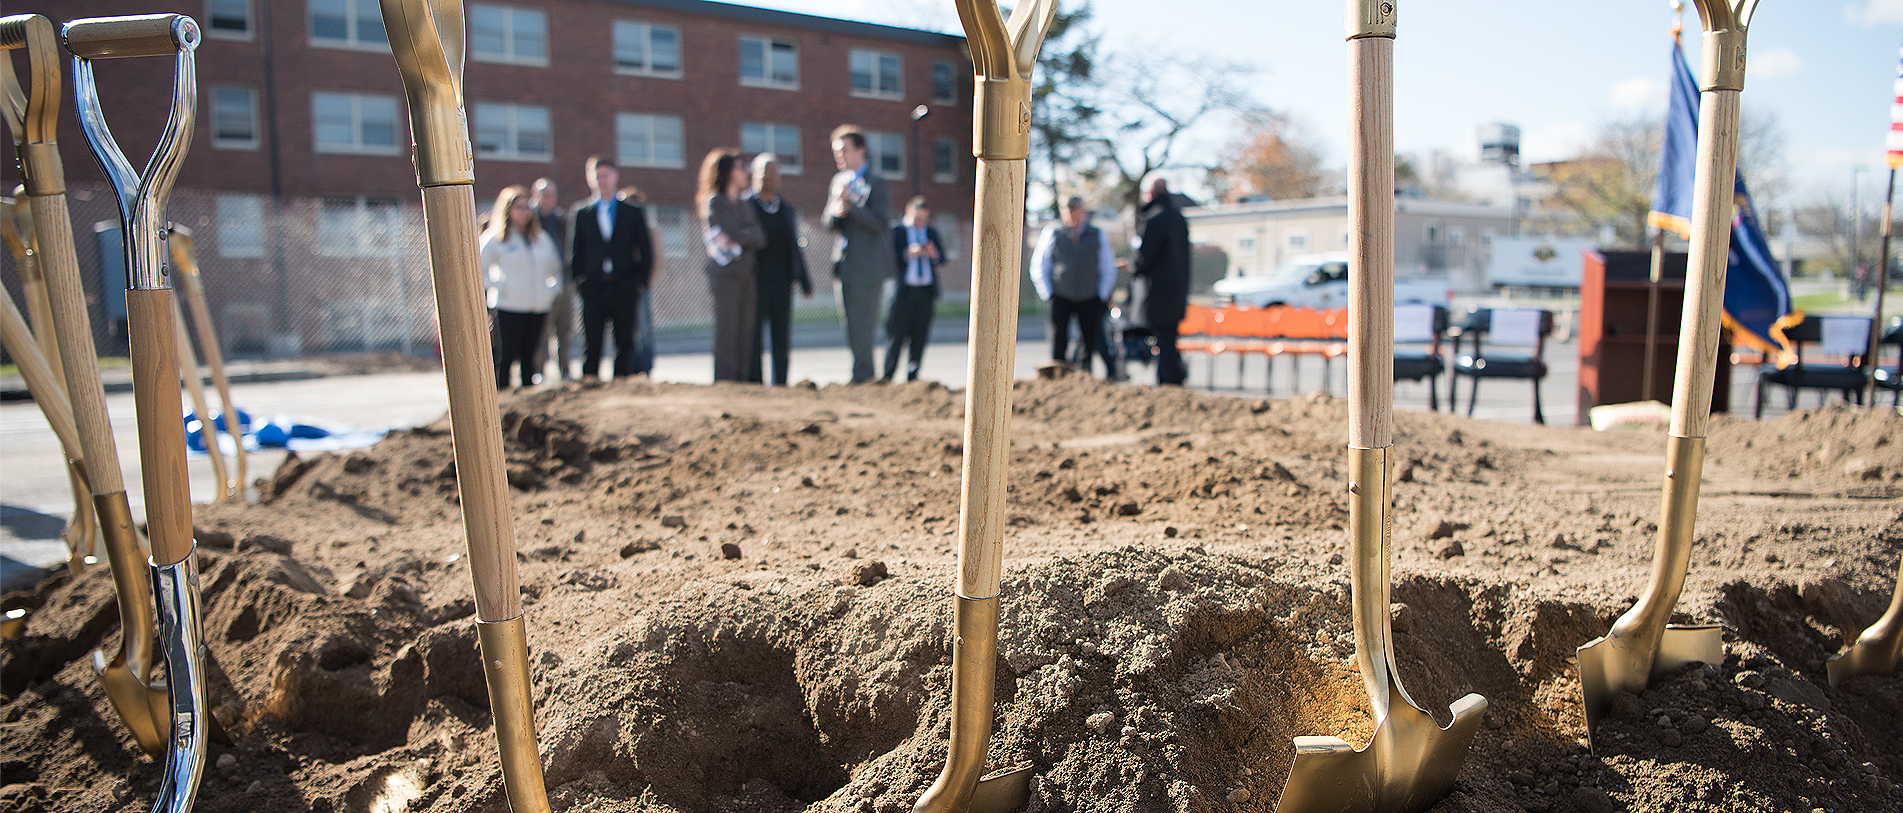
[1,182,980,366]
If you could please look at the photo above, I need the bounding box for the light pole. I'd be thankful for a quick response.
[910,104,930,199]
[1853,165,1869,295]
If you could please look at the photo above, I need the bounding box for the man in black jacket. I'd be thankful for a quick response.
[746,153,812,386]
[1131,178,1191,386]
[883,197,946,382]
[570,156,655,380]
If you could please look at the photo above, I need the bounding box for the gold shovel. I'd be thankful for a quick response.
[0,193,97,571]
[168,225,248,502]
[1575,0,1757,748]
[1826,557,1902,686]
[66,13,215,808]
[1274,4,1488,811]
[909,3,1055,813]
[172,293,231,502]
[2,12,169,756]
[378,0,551,809]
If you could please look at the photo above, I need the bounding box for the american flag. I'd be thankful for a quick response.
[1890,45,1903,169]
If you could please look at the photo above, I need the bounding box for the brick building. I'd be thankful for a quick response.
[4,0,975,356]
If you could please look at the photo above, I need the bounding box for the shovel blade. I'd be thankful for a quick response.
[1275,693,1487,813]
[1578,624,1721,747]
[966,766,1033,813]
[92,648,167,757]
[1826,642,1901,687]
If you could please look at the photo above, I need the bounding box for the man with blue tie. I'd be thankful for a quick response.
[570,156,655,380]
[883,197,946,383]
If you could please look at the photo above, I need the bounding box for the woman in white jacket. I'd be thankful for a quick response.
[480,184,563,388]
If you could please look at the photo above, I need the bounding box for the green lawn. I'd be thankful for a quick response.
[1791,284,1903,321]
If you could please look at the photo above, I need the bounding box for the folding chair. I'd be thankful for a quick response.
[1393,304,1448,410]
[1450,307,1554,424]
[1753,315,1872,418]
[1873,317,1902,408]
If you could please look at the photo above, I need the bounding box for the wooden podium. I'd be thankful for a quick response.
[1577,250,1731,425]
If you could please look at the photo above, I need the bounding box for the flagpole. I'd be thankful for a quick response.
[1865,167,1893,407]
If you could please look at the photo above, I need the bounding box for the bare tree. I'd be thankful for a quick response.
[1543,117,1659,248]
[1065,53,1260,214]
[1213,110,1329,202]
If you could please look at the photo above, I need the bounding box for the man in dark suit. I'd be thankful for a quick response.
[825,125,895,383]
[746,153,812,386]
[570,156,654,380]
[1131,178,1191,386]
[883,197,946,382]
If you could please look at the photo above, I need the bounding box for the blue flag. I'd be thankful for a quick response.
[1649,37,1799,359]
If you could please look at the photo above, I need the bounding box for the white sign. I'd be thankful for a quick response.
[1487,237,1595,288]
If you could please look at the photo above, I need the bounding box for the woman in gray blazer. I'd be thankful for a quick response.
[699,149,768,382]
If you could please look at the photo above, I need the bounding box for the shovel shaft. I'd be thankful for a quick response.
[173,296,228,501]
[422,184,521,621]
[0,287,83,460]
[128,290,196,566]
[1347,35,1395,449]
[954,157,1025,600]
[177,250,246,498]
[34,193,125,495]
[1666,89,1740,439]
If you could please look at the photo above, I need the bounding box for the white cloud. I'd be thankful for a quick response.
[1521,122,1593,162]
[1845,0,1903,26]
[1609,76,1665,110]
[1749,47,1805,79]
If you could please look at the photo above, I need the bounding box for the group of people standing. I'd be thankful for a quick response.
[476,124,1188,390]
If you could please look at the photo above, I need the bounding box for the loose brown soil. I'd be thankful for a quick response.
[3,376,1900,813]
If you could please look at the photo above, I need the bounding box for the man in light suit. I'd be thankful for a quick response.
[884,197,946,382]
[570,155,655,380]
[825,125,895,383]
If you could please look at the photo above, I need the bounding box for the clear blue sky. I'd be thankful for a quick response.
[743,0,1903,203]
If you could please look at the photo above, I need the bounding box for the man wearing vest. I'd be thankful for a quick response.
[883,197,947,382]
[1031,196,1117,376]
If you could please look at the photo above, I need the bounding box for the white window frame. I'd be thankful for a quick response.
[1287,228,1309,250]
[613,20,682,77]
[474,102,552,162]
[311,90,402,155]
[469,4,548,66]
[850,49,903,100]
[317,196,406,258]
[209,85,260,150]
[205,0,253,40]
[215,194,267,258]
[930,60,957,105]
[868,131,905,182]
[738,36,799,90]
[616,112,685,169]
[741,122,802,176]
[309,0,388,51]
[931,137,957,184]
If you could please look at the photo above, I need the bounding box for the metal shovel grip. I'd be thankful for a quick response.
[380,0,472,187]
[61,14,191,59]
[1,14,63,195]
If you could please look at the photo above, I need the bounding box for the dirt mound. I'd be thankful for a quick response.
[3,378,1900,812]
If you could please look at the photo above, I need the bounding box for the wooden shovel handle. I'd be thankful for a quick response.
[34,193,125,495]
[127,289,194,566]
[954,158,1025,600]
[1346,35,1395,450]
[0,287,82,459]
[422,184,520,621]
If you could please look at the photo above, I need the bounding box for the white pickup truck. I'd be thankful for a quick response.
[1212,253,1454,309]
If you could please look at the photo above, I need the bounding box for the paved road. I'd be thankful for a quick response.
[0,306,1879,583]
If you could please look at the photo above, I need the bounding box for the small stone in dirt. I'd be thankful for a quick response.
[1508,769,1536,786]
[1156,566,1188,591]
[619,540,659,558]
[1390,603,1413,632]
[1116,501,1141,516]
[1086,711,1117,734]
[246,781,263,794]
[1570,787,1617,813]
[1843,458,1882,480]
[1226,788,1250,804]
[1328,552,1343,565]
[843,547,859,559]
[660,515,686,528]
[1437,541,1465,559]
[1163,526,1178,538]
[573,530,586,545]
[216,753,237,770]
[1764,552,1780,563]
[343,453,375,473]
[720,543,743,560]
[849,560,888,586]
[801,476,817,487]
[1682,714,1709,734]
[1426,519,1458,540]
[1657,729,1684,747]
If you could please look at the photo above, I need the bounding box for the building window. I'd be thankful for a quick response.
[850,49,902,99]
[931,61,956,104]
[741,122,801,175]
[310,0,387,49]
[317,196,405,257]
[474,103,551,161]
[312,91,401,155]
[614,20,681,76]
[210,85,259,150]
[1237,236,1255,253]
[648,205,691,259]
[1424,224,1440,244]
[215,195,266,258]
[932,137,957,183]
[470,4,546,65]
[739,36,798,89]
[1448,226,1465,246]
[206,0,251,39]
[1288,230,1308,250]
[616,112,684,168]
[868,131,904,181]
